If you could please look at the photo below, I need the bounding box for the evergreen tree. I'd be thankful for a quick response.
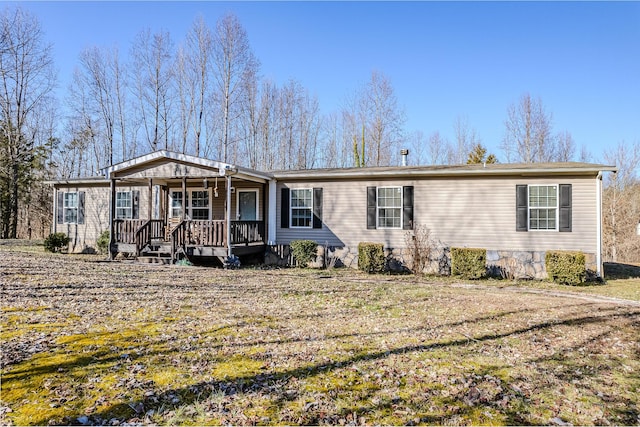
[466,144,498,165]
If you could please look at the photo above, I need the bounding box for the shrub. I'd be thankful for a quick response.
[96,230,110,254]
[404,224,436,274]
[44,232,70,253]
[451,247,487,279]
[290,240,318,268]
[358,242,385,274]
[546,251,586,285]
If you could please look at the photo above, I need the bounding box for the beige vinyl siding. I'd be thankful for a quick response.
[54,184,149,253]
[276,175,597,255]
[165,179,264,221]
[116,159,215,180]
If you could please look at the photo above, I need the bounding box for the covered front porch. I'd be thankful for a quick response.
[113,218,266,262]
[104,151,273,264]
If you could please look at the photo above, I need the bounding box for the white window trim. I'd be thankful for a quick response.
[115,191,133,220]
[528,184,559,232]
[290,188,313,229]
[377,186,403,229]
[236,188,260,221]
[63,192,78,224]
[169,188,211,220]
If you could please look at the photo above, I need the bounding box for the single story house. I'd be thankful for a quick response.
[49,150,616,278]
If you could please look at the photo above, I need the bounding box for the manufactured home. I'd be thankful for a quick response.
[50,150,616,278]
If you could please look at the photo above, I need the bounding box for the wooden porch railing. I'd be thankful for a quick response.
[230,220,265,245]
[113,219,146,244]
[115,218,265,263]
[135,219,165,255]
[186,220,227,246]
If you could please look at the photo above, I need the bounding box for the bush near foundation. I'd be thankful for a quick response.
[290,240,318,268]
[44,232,69,253]
[546,251,586,285]
[358,242,385,273]
[96,230,110,254]
[451,247,487,279]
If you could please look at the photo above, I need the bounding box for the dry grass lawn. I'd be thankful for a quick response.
[1,242,639,426]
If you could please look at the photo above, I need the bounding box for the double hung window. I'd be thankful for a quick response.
[191,191,209,220]
[116,191,133,219]
[528,185,558,231]
[291,189,312,228]
[377,187,402,229]
[516,184,571,232]
[63,192,78,224]
[171,190,210,220]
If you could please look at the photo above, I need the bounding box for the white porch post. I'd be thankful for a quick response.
[52,186,58,234]
[596,172,603,277]
[108,178,116,260]
[226,175,232,257]
[268,179,277,245]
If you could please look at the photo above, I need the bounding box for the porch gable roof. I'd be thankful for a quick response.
[103,150,273,183]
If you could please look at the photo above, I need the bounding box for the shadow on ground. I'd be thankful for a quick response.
[605,262,640,279]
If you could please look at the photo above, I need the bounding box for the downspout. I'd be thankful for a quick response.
[596,171,603,277]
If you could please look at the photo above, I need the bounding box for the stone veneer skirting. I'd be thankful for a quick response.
[265,244,597,280]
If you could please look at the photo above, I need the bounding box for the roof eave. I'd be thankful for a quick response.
[272,165,618,180]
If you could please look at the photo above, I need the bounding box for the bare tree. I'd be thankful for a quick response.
[554,130,576,162]
[426,131,451,165]
[501,93,554,163]
[363,70,405,166]
[75,46,128,166]
[176,16,213,156]
[342,70,405,167]
[0,6,56,238]
[131,28,175,152]
[212,13,259,163]
[450,115,481,164]
[602,140,640,263]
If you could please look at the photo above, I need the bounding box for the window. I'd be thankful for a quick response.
[170,190,209,220]
[291,189,312,227]
[528,185,558,231]
[171,191,184,218]
[377,187,402,228]
[63,192,78,224]
[280,187,322,230]
[191,190,209,220]
[367,186,413,230]
[116,191,132,219]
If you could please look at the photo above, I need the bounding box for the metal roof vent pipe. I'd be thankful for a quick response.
[400,149,409,166]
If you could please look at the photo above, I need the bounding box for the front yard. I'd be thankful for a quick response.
[1,243,639,425]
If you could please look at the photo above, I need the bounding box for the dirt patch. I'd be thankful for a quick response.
[1,246,639,426]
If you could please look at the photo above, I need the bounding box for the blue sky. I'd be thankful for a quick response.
[14,1,640,163]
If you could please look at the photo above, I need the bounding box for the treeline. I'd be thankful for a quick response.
[1,6,638,263]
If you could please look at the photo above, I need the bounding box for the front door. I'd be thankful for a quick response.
[237,190,258,221]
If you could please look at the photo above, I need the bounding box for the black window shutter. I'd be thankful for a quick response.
[516,185,528,232]
[559,184,572,232]
[313,188,323,229]
[77,191,85,225]
[281,188,290,229]
[132,190,140,219]
[403,186,414,230]
[367,186,377,229]
[57,191,64,224]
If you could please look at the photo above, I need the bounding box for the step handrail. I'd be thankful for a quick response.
[170,219,188,264]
